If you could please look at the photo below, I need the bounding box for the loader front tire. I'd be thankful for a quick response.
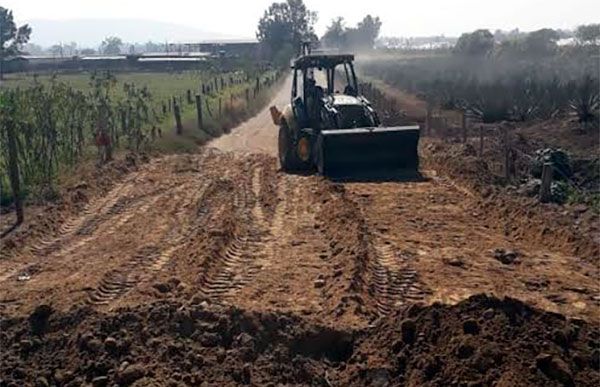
[278,122,308,172]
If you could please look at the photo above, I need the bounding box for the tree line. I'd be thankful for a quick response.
[454,24,599,57]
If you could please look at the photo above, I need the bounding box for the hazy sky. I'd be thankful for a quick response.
[5,0,599,39]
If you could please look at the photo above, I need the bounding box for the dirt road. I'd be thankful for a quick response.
[209,77,290,156]
[1,82,598,386]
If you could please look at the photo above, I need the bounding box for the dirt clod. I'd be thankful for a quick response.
[91,376,109,387]
[463,319,480,335]
[314,278,326,288]
[116,364,146,385]
[104,337,119,353]
[536,353,574,386]
[28,304,53,335]
[400,319,417,344]
[456,342,475,359]
[153,282,172,293]
[493,248,520,265]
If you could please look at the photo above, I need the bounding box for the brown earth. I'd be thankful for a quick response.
[0,81,598,386]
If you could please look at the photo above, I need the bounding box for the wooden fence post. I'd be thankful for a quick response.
[205,99,213,118]
[195,94,203,130]
[5,117,24,227]
[540,163,553,203]
[218,98,222,118]
[174,101,183,135]
[187,89,192,104]
[98,105,112,162]
[245,88,250,103]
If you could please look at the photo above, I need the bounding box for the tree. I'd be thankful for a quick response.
[101,36,123,55]
[575,24,600,45]
[144,41,163,53]
[0,7,31,80]
[354,15,382,49]
[321,14,382,51]
[80,48,96,56]
[49,44,64,57]
[322,17,346,49]
[454,29,494,56]
[64,41,77,56]
[23,42,43,55]
[522,28,559,56]
[257,0,317,60]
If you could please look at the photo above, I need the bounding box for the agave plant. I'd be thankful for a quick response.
[468,81,513,123]
[568,75,599,131]
[508,76,540,121]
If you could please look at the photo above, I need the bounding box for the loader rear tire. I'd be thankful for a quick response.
[278,122,309,172]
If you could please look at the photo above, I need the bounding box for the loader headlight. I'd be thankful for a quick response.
[297,137,310,162]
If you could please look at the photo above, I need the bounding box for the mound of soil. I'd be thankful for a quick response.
[342,294,599,386]
[1,295,598,386]
[0,299,350,386]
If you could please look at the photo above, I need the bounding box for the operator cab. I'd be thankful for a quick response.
[291,53,360,129]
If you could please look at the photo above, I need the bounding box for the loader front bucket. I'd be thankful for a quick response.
[316,126,420,177]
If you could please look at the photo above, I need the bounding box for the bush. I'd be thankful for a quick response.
[530,148,572,180]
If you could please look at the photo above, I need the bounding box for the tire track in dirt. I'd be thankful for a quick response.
[57,181,191,304]
[85,151,237,308]
[369,233,430,315]
[87,180,211,306]
[198,160,273,299]
[0,184,167,285]
[227,172,364,324]
[36,154,207,264]
[27,177,142,256]
[0,153,225,314]
[0,179,142,283]
[24,156,187,260]
[347,183,432,317]
[326,182,431,318]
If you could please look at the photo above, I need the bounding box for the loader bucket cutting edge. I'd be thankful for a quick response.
[317,126,420,177]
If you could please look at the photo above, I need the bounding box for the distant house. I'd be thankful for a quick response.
[3,56,30,73]
[4,40,263,74]
[166,39,259,57]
